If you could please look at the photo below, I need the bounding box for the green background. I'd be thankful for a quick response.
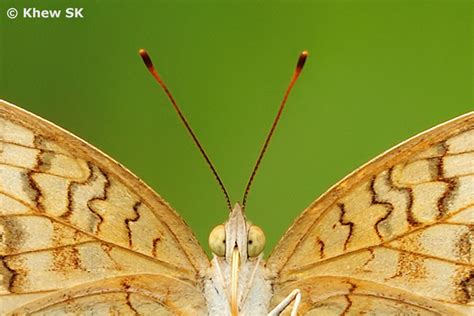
[0,1,472,256]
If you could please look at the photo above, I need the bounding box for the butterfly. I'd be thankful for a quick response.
[0,50,472,316]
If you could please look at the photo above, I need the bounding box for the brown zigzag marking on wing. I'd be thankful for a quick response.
[337,203,354,250]
[373,168,417,240]
[87,167,110,234]
[341,281,356,316]
[23,136,43,211]
[387,167,418,227]
[121,279,140,315]
[435,155,459,219]
[61,163,107,234]
[125,202,142,248]
[61,163,92,220]
[371,175,394,241]
[24,138,42,210]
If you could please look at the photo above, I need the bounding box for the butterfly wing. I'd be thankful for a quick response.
[0,100,209,314]
[267,112,474,315]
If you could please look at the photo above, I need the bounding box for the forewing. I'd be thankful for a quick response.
[267,112,474,315]
[0,100,209,314]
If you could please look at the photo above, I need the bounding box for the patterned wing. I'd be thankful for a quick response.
[267,112,474,315]
[0,100,209,314]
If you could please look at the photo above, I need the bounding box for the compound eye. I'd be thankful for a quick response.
[208,224,226,257]
[247,225,265,257]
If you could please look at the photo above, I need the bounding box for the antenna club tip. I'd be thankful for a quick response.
[297,50,308,70]
[139,49,154,69]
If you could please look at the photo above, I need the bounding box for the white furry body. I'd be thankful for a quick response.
[204,256,273,315]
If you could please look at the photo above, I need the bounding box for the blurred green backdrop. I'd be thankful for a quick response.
[0,1,472,256]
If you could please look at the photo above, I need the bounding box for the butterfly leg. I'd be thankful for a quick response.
[267,289,301,316]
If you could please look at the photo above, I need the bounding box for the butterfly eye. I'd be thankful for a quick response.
[208,224,226,257]
[247,225,265,257]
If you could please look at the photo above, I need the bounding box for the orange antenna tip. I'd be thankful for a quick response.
[296,51,308,71]
[139,49,154,70]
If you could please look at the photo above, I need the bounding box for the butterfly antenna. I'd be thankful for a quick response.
[241,51,308,208]
[139,49,233,211]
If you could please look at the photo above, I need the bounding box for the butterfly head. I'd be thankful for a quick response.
[208,203,266,262]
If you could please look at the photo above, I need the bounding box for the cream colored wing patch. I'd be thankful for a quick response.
[267,112,474,315]
[0,100,209,314]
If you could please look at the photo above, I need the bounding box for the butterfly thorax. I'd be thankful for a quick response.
[204,256,272,315]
